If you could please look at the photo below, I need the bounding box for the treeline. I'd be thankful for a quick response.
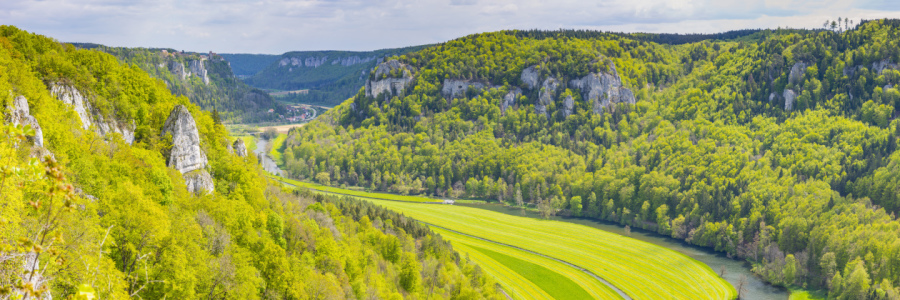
[511,28,763,45]
[281,19,900,297]
[0,26,500,299]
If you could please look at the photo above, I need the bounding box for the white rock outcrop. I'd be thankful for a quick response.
[6,95,44,148]
[521,66,540,89]
[872,59,899,74]
[536,77,559,117]
[169,60,188,80]
[562,95,575,118]
[569,64,635,115]
[788,62,807,85]
[162,105,214,195]
[442,79,486,99]
[51,83,135,144]
[365,60,414,98]
[501,88,521,114]
[233,139,248,157]
[783,89,797,111]
[188,60,210,85]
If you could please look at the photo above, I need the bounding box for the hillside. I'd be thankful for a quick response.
[85,45,288,123]
[283,19,900,298]
[0,26,501,299]
[218,53,281,78]
[243,46,428,105]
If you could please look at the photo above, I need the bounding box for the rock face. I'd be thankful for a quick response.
[6,96,44,148]
[332,55,377,66]
[501,88,521,114]
[162,105,214,194]
[569,65,636,115]
[788,62,807,85]
[188,60,210,85]
[783,89,797,111]
[521,66,540,89]
[535,77,559,118]
[51,83,135,144]
[233,139,248,157]
[442,79,486,99]
[872,59,899,74]
[562,95,575,118]
[169,60,188,80]
[365,60,414,98]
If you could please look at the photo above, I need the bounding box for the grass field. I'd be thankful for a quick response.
[268,133,287,165]
[234,135,257,152]
[788,289,827,300]
[269,176,735,299]
[273,176,445,203]
[433,227,621,300]
[363,198,736,300]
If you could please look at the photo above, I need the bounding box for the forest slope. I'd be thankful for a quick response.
[0,26,500,300]
[244,46,428,105]
[283,19,900,298]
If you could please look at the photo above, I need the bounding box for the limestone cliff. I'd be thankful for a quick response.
[788,62,807,85]
[501,88,522,114]
[6,95,44,148]
[783,89,797,111]
[162,105,214,194]
[189,60,210,85]
[233,139,248,157]
[568,64,635,115]
[442,79,486,99]
[521,66,540,89]
[562,95,575,118]
[169,60,188,80]
[50,83,135,144]
[365,60,414,98]
[536,77,559,117]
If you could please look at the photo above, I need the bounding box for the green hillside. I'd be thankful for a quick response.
[218,53,281,77]
[0,26,501,300]
[89,46,287,123]
[282,19,900,298]
[244,46,428,105]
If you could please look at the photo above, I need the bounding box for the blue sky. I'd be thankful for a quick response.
[2,0,899,54]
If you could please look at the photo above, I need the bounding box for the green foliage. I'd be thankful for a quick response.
[0,26,500,300]
[93,46,285,123]
[280,19,900,295]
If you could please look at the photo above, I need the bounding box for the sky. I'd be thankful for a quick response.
[2,0,900,54]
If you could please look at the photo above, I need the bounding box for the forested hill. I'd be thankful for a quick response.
[86,45,287,123]
[0,26,501,299]
[284,19,900,297]
[243,46,429,105]
[218,53,280,77]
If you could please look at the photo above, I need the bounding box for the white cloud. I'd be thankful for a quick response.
[1,0,900,53]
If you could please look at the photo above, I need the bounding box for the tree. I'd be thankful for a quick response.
[840,260,870,300]
[821,252,837,288]
[570,196,583,216]
[315,172,331,185]
[515,187,524,207]
[783,254,796,286]
[399,252,420,292]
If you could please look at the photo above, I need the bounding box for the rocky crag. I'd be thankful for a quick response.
[365,60,414,99]
[162,105,214,194]
[51,83,135,144]
[6,95,44,148]
[233,139,248,157]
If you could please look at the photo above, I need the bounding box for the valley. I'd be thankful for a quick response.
[5,11,900,300]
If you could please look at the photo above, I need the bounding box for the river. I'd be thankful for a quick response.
[458,203,790,300]
[253,136,285,177]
